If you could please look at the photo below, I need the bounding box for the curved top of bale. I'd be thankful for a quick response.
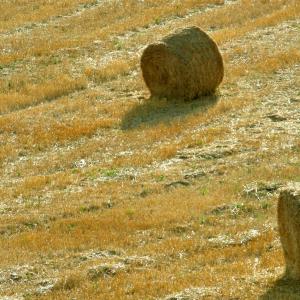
[141,26,224,100]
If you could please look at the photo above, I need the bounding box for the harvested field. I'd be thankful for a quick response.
[0,0,299,299]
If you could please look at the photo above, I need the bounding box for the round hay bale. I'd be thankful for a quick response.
[141,26,224,100]
[278,182,300,280]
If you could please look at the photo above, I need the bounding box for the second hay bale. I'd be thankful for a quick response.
[141,26,224,100]
[278,182,300,280]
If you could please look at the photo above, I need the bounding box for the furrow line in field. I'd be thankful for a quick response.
[0,0,105,38]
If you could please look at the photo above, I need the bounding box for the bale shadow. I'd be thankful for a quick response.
[121,94,220,130]
[259,276,300,300]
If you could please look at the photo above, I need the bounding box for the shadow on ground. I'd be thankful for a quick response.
[121,94,220,130]
[259,277,300,300]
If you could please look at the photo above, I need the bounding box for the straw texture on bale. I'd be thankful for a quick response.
[278,182,300,280]
[141,26,224,100]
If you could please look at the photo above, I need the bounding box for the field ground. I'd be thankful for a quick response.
[0,0,299,299]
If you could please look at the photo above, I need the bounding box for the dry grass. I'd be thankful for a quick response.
[0,75,87,114]
[0,0,97,33]
[85,59,135,83]
[0,0,299,299]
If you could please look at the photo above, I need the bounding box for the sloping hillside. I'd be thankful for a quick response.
[0,1,299,299]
